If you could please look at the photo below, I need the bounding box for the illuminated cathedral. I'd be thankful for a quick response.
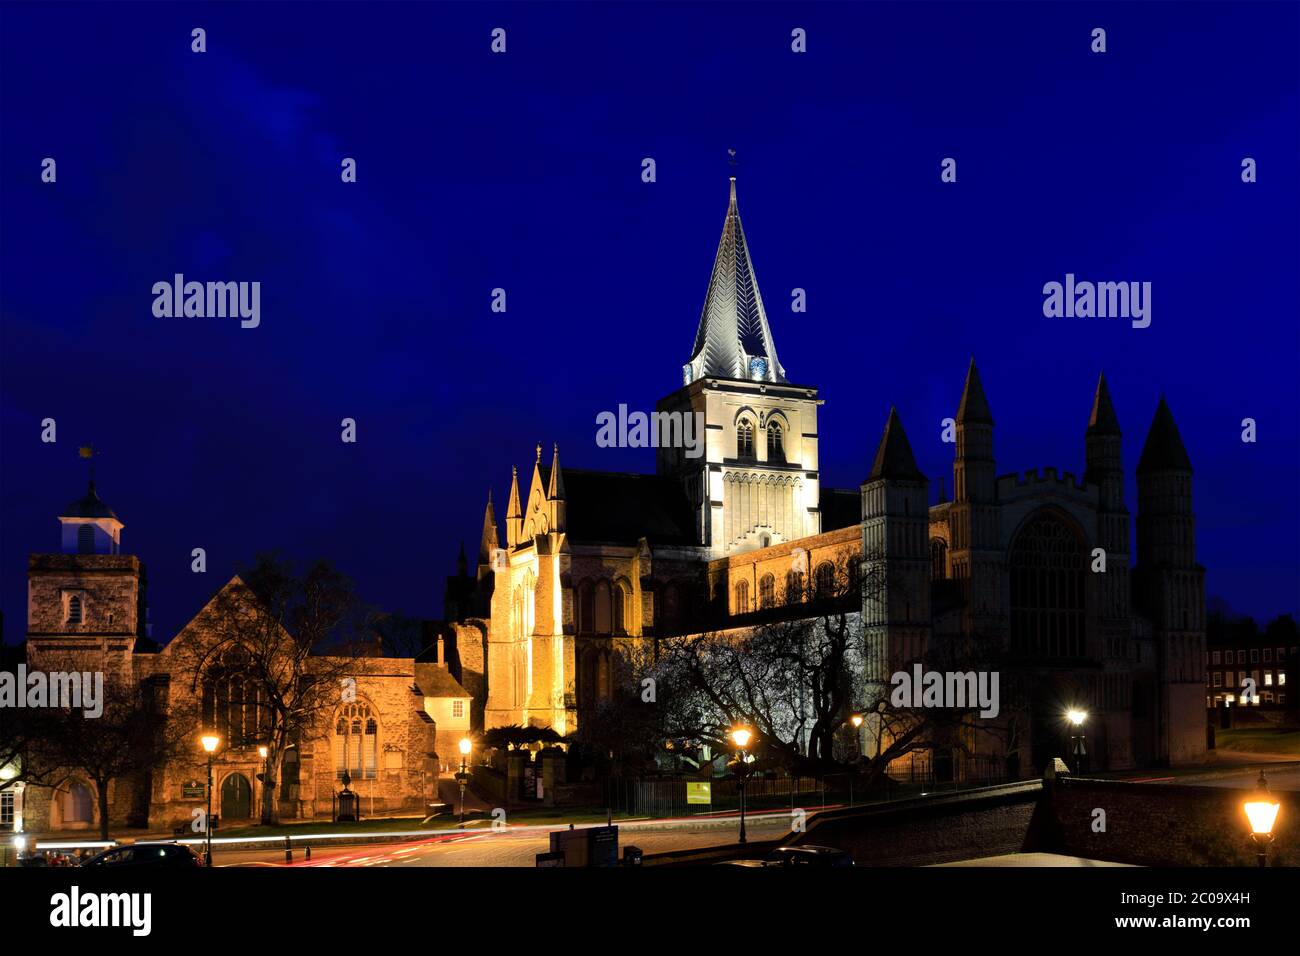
[447,179,1207,773]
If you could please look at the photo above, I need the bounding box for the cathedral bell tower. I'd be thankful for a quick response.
[657,178,823,556]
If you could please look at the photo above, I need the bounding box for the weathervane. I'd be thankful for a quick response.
[727,148,738,168]
[78,443,98,483]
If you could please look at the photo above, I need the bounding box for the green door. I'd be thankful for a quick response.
[221,773,252,821]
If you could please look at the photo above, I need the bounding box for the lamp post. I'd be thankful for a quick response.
[1244,770,1281,868]
[200,733,221,866]
[730,726,752,844]
[456,738,472,826]
[849,714,864,806]
[257,745,269,825]
[1067,710,1088,774]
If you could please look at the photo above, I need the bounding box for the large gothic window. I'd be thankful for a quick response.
[767,423,785,463]
[930,539,948,581]
[734,580,750,615]
[759,573,776,609]
[814,562,835,599]
[334,702,378,780]
[202,648,269,747]
[1010,511,1086,658]
[737,421,755,459]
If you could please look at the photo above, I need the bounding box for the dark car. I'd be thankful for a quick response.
[81,842,205,868]
[718,845,856,867]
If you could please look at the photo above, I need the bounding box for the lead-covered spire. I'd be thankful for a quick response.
[683,178,786,385]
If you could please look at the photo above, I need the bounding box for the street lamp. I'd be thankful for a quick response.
[730,726,753,844]
[1244,770,1281,868]
[1067,710,1088,774]
[455,737,472,826]
[200,733,221,866]
[257,745,269,825]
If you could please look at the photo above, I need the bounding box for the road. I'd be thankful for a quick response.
[215,814,793,867]
[1133,765,1300,791]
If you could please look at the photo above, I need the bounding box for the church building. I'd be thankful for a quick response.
[453,178,1208,773]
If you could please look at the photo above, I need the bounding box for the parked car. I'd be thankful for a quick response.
[81,842,205,868]
[717,845,856,867]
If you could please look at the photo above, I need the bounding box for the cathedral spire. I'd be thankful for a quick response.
[478,489,499,563]
[683,178,786,385]
[1137,396,1192,475]
[868,407,926,482]
[956,357,994,425]
[1087,372,1121,435]
[505,466,523,547]
[547,443,566,500]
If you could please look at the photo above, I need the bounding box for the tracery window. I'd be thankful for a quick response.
[737,420,755,459]
[759,573,776,609]
[1009,512,1085,658]
[334,702,378,780]
[767,422,785,463]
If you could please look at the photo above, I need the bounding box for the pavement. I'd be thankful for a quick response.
[932,853,1135,867]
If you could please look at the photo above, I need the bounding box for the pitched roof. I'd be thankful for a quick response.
[550,469,697,546]
[1137,396,1192,474]
[684,179,786,384]
[1087,372,1121,436]
[867,407,927,482]
[956,358,994,425]
[416,665,470,699]
[61,480,119,521]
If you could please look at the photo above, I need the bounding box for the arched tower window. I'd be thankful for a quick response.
[577,581,595,634]
[767,422,785,463]
[930,539,948,581]
[334,702,378,780]
[67,594,83,625]
[595,581,612,633]
[734,580,750,615]
[613,583,628,634]
[737,420,755,459]
[77,524,95,554]
[1009,511,1086,659]
[759,573,776,609]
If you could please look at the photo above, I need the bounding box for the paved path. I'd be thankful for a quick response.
[932,853,1135,867]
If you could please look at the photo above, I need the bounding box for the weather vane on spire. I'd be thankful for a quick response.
[727,147,738,168]
[78,443,98,483]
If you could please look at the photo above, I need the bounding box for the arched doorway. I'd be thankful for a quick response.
[221,773,252,822]
[61,781,94,828]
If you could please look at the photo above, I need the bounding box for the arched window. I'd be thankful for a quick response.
[577,582,595,634]
[814,562,835,599]
[335,702,378,780]
[930,539,948,581]
[613,583,627,634]
[202,648,268,747]
[734,580,750,615]
[767,423,785,463]
[1009,511,1086,659]
[785,570,804,603]
[67,594,83,625]
[737,420,755,459]
[77,524,95,554]
[595,581,612,633]
[759,573,776,609]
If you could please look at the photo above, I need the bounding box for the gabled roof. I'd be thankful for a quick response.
[684,179,785,385]
[61,480,119,521]
[1137,396,1192,474]
[416,665,471,699]
[867,407,926,482]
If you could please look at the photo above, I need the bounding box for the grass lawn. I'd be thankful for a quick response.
[1215,728,1300,755]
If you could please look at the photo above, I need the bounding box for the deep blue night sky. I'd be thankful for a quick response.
[2,2,1297,643]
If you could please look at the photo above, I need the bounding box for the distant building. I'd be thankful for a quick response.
[1205,620,1295,711]
[446,178,1209,773]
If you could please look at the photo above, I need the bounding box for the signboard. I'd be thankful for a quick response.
[181,781,206,799]
[549,825,619,867]
[686,782,712,805]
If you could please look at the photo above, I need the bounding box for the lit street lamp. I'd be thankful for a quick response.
[730,725,753,844]
[1244,770,1281,868]
[200,733,221,866]
[1067,710,1088,774]
[455,738,472,826]
[257,744,269,825]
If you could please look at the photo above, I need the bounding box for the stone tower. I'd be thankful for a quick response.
[27,479,144,679]
[861,408,931,751]
[657,178,822,555]
[1085,372,1132,659]
[949,359,1004,642]
[1136,397,1206,765]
